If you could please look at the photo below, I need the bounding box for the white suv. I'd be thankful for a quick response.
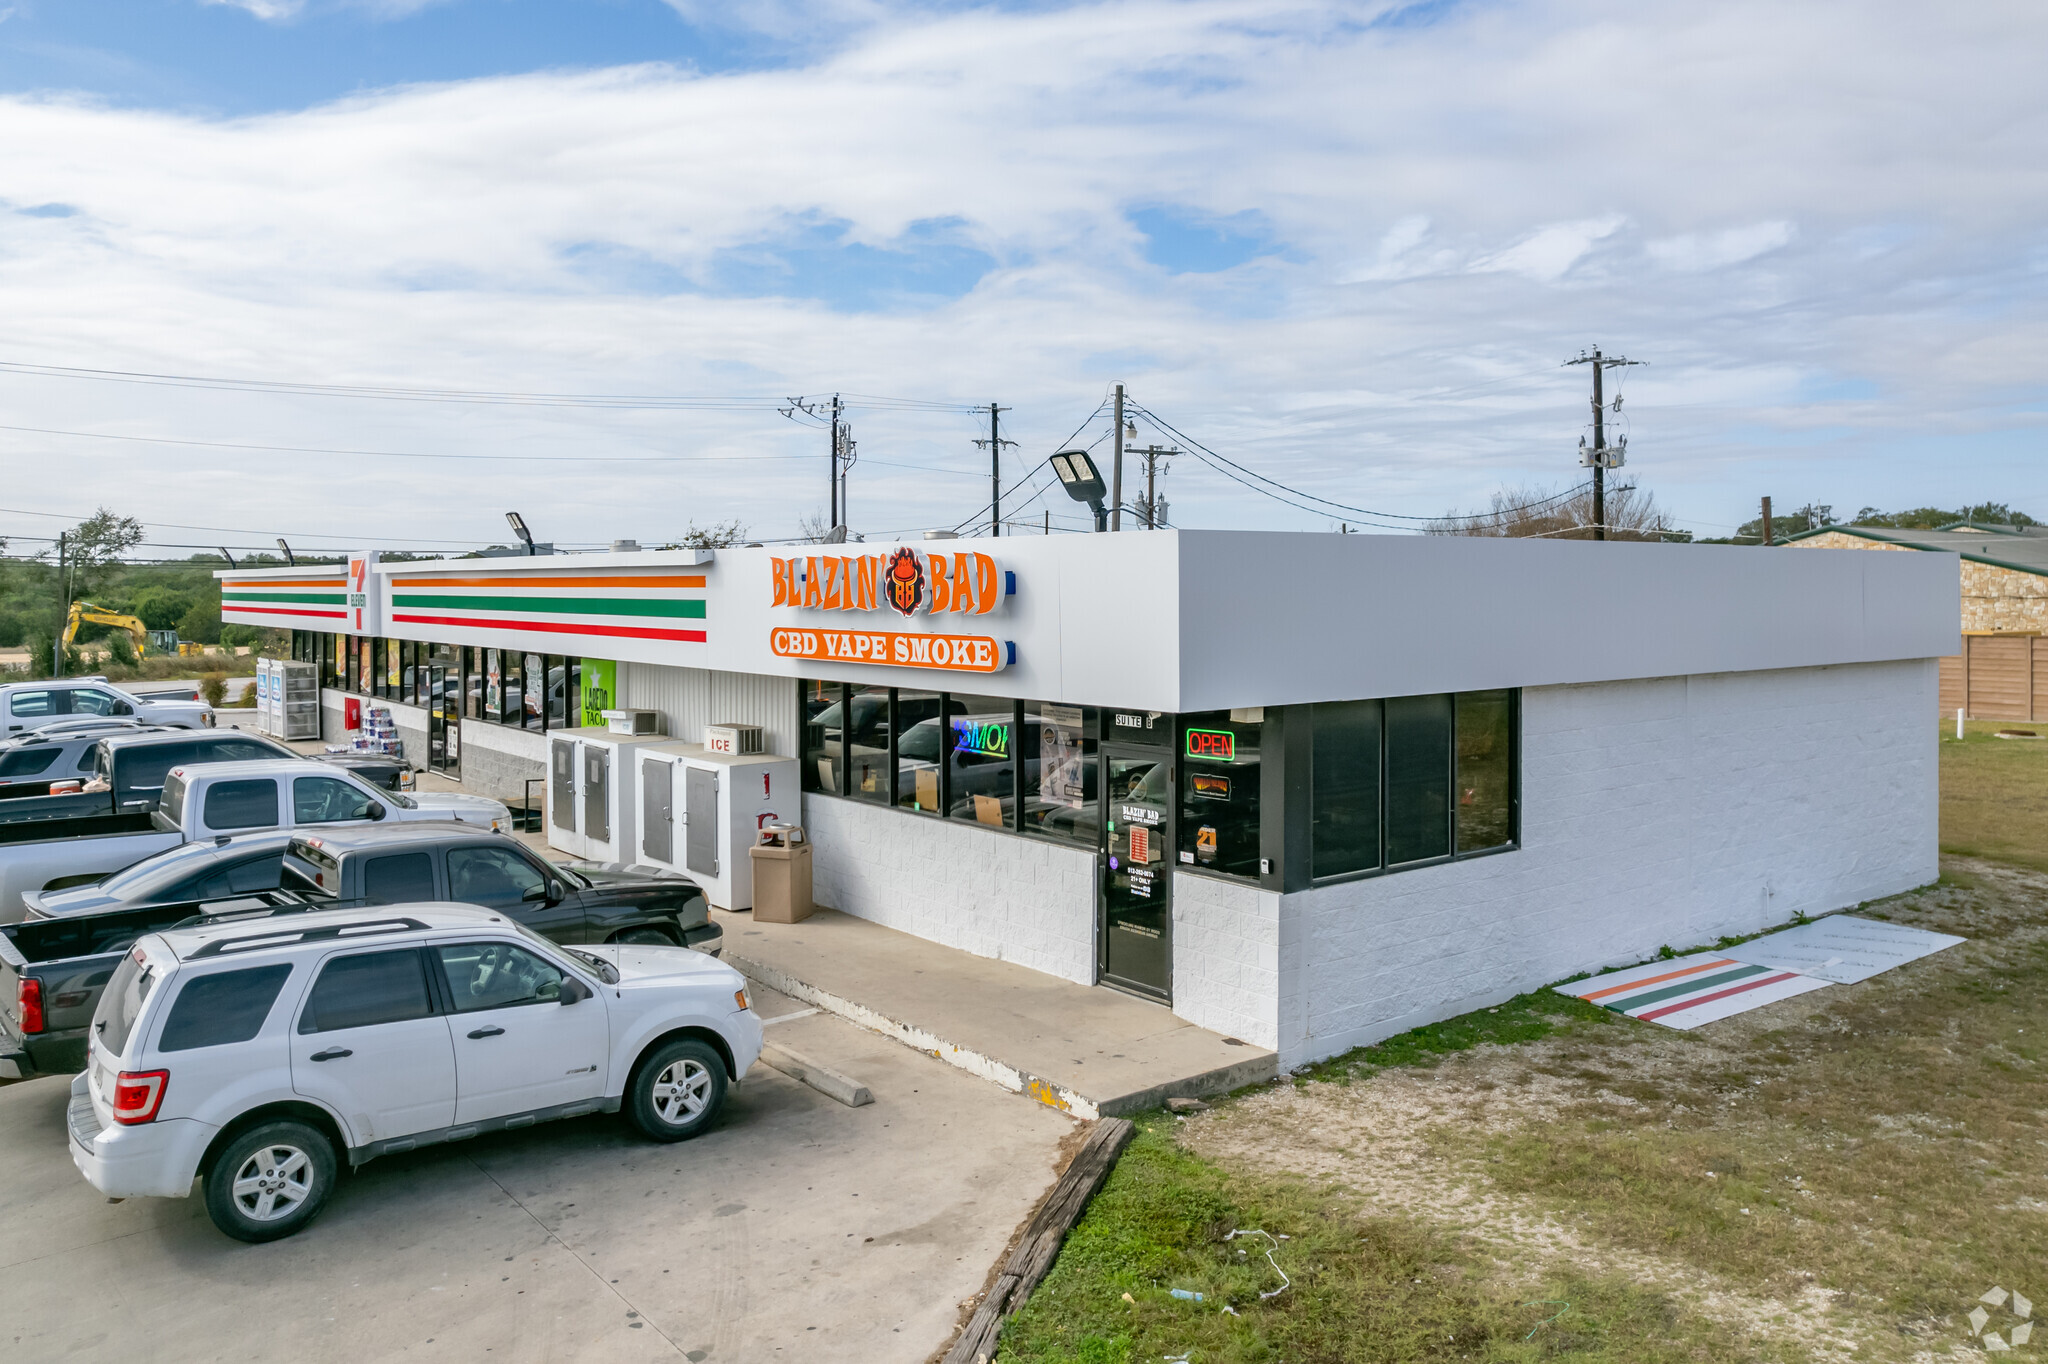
[69,903,763,1242]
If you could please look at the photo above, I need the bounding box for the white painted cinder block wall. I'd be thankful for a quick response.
[798,659,1937,1070]
[1168,659,1939,1069]
[803,795,1098,985]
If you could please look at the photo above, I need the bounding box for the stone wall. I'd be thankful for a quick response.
[1790,530,2048,633]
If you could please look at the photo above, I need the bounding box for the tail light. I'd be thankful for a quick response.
[18,978,44,1035]
[111,1070,169,1125]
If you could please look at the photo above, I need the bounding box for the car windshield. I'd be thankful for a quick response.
[898,718,944,762]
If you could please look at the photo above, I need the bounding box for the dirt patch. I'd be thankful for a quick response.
[1183,858,2048,1364]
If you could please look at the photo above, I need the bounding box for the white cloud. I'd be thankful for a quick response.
[198,0,307,18]
[2,0,2046,549]
[1646,221,1796,272]
[1471,216,1627,282]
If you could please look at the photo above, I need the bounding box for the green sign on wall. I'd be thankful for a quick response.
[580,659,616,729]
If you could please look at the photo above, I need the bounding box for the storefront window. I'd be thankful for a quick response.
[846,686,893,804]
[1311,700,1382,878]
[1455,691,1515,853]
[801,681,845,795]
[546,656,568,728]
[1386,694,1452,865]
[384,639,401,698]
[946,694,1017,826]
[893,690,945,813]
[1023,702,1096,846]
[484,649,503,721]
[356,638,373,694]
[1177,710,1262,879]
[566,658,582,728]
[523,653,543,727]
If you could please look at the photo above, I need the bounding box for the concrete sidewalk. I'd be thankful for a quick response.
[714,906,1276,1118]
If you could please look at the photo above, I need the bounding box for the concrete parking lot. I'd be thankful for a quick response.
[0,990,1075,1362]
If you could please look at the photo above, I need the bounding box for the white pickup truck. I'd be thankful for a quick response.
[0,679,213,737]
[0,761,509,922]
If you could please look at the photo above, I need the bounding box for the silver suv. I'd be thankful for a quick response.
[70,903,762,1242]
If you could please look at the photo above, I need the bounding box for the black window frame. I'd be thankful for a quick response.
[1306,689,1520,888]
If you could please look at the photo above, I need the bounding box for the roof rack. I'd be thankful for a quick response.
[187,916,431,959]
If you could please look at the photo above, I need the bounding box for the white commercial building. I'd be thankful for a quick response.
[227,532,1954,1068]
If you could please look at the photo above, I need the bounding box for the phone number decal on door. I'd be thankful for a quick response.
[769,627,1012,673]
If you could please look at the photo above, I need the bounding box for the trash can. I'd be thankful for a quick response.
[749,824,813,924]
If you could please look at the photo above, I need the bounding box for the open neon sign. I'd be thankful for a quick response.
[1184,728,1235,761]
[952,719,1009,759]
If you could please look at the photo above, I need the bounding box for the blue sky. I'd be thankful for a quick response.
[0,1,752,114]
[0,0,2042,551]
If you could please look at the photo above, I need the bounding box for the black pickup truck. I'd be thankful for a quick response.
[0,826,717,1079]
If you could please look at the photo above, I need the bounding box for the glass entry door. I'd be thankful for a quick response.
[427,665,459,776]
[1099,747,1173,1000]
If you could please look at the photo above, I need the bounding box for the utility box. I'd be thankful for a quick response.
[545,725,672,863]
[636,743,798,910]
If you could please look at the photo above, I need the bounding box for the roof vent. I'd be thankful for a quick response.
[611,539,641,554]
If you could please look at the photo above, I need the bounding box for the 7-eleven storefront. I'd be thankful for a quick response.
[220,533,1949,1066]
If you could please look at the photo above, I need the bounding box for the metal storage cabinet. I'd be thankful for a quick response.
[637,742,798,910]
[280,661,320,740]
[544,725,672,864]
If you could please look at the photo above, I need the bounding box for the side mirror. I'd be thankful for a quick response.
[559,976,592,1005]
[112,702,133,716]
[363,803,387,821]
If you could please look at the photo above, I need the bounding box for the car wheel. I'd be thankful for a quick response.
[203,1120,337,1243]
[627,1039,727,1142]
[615,927,676,946]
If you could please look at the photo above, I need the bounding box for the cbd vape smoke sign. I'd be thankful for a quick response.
[346,552,381,632]
[769,546,1016,674]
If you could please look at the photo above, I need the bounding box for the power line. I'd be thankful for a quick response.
[0,503,495,546]
[1125,398,1594,529]
[0,421,979,476]
[0,359,985,414]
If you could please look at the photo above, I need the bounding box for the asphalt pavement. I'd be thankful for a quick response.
[0,992,1074,1362]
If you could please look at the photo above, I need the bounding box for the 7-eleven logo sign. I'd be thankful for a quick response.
[347,553,380,631]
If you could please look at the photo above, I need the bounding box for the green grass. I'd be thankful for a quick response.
[1290,990,1615,1086]
[996,1118,1794,1363]
[1939,717,2048,871]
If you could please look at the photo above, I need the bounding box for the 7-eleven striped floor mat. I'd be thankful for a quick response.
[1555,952,1832,1030]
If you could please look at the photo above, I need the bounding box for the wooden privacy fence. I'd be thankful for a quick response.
[1940,633,2048,720]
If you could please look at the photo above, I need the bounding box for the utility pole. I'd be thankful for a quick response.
[829,393,843,530]
[1760,496,1773,547]
[1566,349,1642,540]
[1110,384,1125,531]
[1129,444,1178,527]
[971,402,1015,537]
[52,531,66,678]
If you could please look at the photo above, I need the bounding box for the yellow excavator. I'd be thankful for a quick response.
[62,601,151,658]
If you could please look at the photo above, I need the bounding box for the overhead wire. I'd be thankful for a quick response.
[0,359,985,414]
[0,422,980,477]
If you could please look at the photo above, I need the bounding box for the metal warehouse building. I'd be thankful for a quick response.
[224,531,1956,1068]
